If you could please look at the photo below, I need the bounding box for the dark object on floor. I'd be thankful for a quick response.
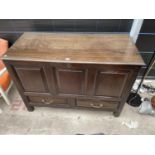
[142,84,155,93]
[151,96,155,109]
[127,50,155,107]
[127,92,142,107]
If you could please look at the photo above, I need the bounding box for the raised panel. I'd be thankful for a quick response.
[76,99,118,110]
[28,96,69,106]
[94,70,129,97]
[55,68,86,95]
[15,67,48,93]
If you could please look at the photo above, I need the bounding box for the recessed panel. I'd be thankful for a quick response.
[56,69,85,95]
[95,71,128,97]
[15,67,48,93]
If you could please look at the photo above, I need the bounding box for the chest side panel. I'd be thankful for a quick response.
[94,69,130,98]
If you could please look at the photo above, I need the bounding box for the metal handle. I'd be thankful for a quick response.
[41,99,54,104]
[90,103,103,108]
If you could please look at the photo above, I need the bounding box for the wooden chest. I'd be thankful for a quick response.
[2,32,145,116]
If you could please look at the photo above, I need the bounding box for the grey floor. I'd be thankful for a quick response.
[0,84,155,135]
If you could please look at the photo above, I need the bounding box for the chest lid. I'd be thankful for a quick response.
[2,32,145,66]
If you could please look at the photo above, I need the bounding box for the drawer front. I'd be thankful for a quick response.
[76,99,118,110]
[28,96,69,106]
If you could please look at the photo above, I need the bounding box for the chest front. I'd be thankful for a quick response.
[2,33,144,116]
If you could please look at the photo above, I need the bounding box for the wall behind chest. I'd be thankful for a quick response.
[136,19,155,79]
[0,19,133,46]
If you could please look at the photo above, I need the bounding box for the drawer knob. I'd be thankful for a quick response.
[41,99,54,104]
[90,103,103,108]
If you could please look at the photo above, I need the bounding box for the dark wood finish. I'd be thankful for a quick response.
[2,32,145,116]
[28,96,69,107]
[76,99,118,110]
[15,66,49,93]
[55,68,85,95]
[3,33,144,65]
[3,61,35,112]
[94,69,129,97]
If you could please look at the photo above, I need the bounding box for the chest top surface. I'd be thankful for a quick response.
[2,32,145,65]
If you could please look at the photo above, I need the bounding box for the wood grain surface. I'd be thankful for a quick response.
[2,32,145,66]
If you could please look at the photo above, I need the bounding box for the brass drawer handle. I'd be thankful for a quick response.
[90,103,103,108]
[41,99,54,104]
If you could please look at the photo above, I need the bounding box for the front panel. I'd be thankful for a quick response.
[94,70,129,98]
[4,60,139,116]
[14,66,49,94]
[55,68,86,95]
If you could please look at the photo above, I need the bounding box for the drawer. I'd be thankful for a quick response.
[76,99,118,110]
[28,96,69,106]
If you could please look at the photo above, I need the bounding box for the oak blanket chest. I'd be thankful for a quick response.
[2,32,145,116]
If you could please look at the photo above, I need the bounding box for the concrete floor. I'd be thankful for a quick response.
[0,84,155,135]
